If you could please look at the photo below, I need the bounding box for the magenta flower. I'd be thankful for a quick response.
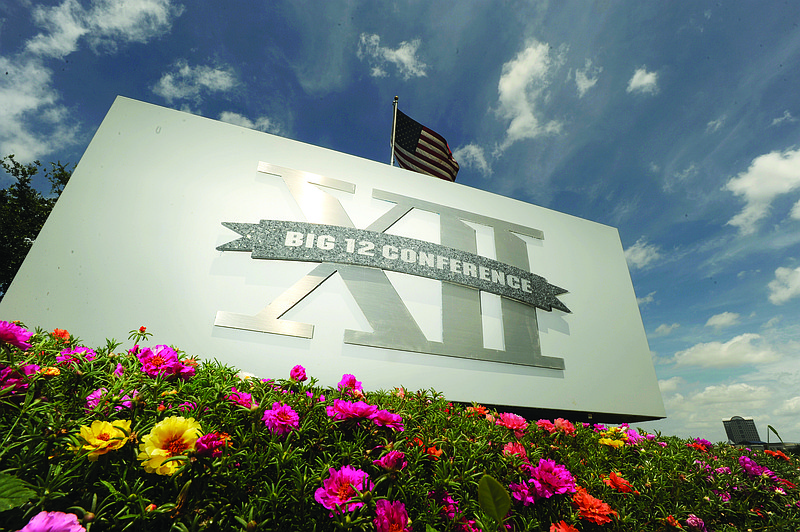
[509,481,537,506]
[371,409,405,431]
[137,345,181,377]
[56,346,97,365]
[226,386,258,408]
[685,514,708,532]
[262,402,300,436]
[337,373,363,393]
[86,388,138,412]
[516,458,576,503]
[196,432,228,458]
[19,510,85,532]
[314,465,374,513]
[326,399,377,421]
[374,499,410,532]
[739,455,776,480]
[0,320,33,350]
[373,450,408,471]
[113,363,124,377]
[290,364,307,382]
[85,387,109,411]
[496,412,528,437]
[0,365,28,394]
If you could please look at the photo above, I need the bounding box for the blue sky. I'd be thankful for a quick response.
[2,0,800,443]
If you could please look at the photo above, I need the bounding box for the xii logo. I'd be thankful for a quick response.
[215,162,569,370]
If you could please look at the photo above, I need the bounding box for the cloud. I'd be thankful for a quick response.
[690,383,771,406]
[26,0,184,58]
[575,59,602,97]
[771,110,797,127]
[1,0,183,161]
[626,67,658,94]
[452,144,491,176]
[768,266,800,305]
[494,40,563,153]
[723,147,800,234]
[653,323,680,337]
[673,333,779,367]
[705,312,740,329]
[218,112,283,136]
[706,115,725,133]
[658,376,683,394]
[636,291,656,306]
[775,396,800,415]
[153,60,238,103]
[624,237,661,270]
[357,33,427,80]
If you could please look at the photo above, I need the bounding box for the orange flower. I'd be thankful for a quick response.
[572,486,618,525]
[550,521,579,532]
[602,471,639,494]
[40,366,61,376]
[765,449,790,461]
[664,515,683,528]
[52,328,70,341]
[466,405,488,418]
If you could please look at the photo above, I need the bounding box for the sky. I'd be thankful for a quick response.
[2,0,800,444]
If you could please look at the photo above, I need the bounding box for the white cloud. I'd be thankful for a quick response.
[673,333,779,367]
[768,266,800,305]
[624,237,661,270]
[653,323,680,337]
[452,144,491,176]
[775,396,800,415]
[26,0,183,57]
[723,147,800,235]
[153,60,237,103]
[0,57,79,160]
[690,383,771,406]
[705,312,740,329]
[771,110,797,127]
[218,111,283,135]
[658,376,683,394]
[494,40,563,153]
[636,290,656,306]
[626,67,658,94]
[357,33,427,80]
[706,115,725,133]
[575,59,601,97]
[2,0,183,161]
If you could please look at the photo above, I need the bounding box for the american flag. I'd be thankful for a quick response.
[393,109,459,182]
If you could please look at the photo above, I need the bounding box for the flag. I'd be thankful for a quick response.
[393,109,459,182]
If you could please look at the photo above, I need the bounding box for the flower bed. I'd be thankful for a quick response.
[1,320,799,531]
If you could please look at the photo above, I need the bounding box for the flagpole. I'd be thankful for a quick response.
[390,96,398,166]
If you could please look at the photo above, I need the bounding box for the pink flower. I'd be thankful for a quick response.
[497,412,528,438]
[19,511,85,532]
[290,364,307,382]
[226,386,258,408]
[0,320,33,350]
[85,387,109,411]
[371,409,405,431]
[314,465,374,513]
[503,441,528,461]
[337,373,363,393]
[56,346,96,365]
[196,432,229,458]
[137,345,181,377]
[537,419,556,434]
[0,365,28,394]
[262,402,300,436]
[374,499,410,532]
[326,399,377,421]
[515,458,576,504]
[686,514,708,532]
[373,450,408,471]
[554,418,576,436]
[113,363,124,377]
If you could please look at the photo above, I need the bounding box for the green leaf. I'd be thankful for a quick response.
[767,425,784,444]
[0,472,36,512]
[425,525,440,532]
[477,474,510,525]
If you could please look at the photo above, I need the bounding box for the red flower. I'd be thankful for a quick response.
[602,471,639,494]
[52,328,70,341]
[139,326,147,333]
[466,405,488,418]
[664,515,683,528]
[550,521,579,532]
[572,486,618,525]
[765,449,790,461]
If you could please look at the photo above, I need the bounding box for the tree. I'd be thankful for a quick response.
[0,155,73,300]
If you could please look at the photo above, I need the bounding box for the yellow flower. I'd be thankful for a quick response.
[78,420,131,461]
[40,366,60,376]
[138,416,202,475]
[598,437,625,449]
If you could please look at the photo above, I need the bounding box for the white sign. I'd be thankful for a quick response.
[0,97,665,421]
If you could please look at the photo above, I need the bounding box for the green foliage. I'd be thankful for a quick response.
[0,155,73,298]
[1,323,800,531]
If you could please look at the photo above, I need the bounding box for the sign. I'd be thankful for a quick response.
[0,97,665,421]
